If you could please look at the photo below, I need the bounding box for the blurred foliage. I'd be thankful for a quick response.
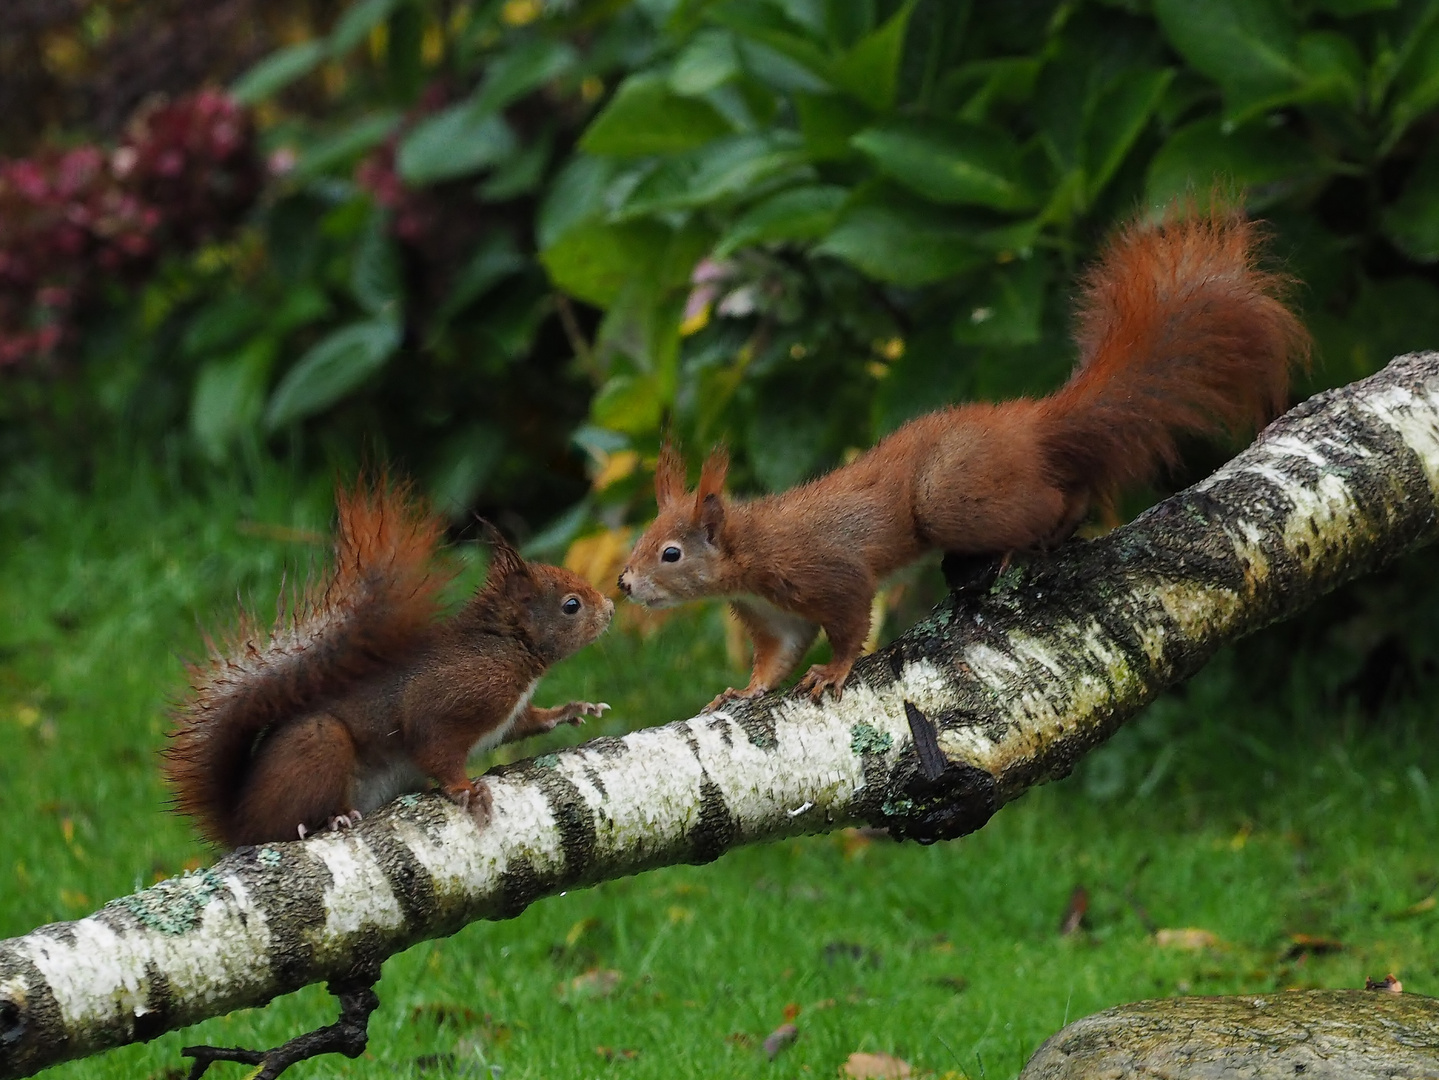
[4,0,1439,699]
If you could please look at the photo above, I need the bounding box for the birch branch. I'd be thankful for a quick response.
[3,352,1439,1078]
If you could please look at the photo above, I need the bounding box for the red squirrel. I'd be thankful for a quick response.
[165,481,614,848]
[618,207,1311,708]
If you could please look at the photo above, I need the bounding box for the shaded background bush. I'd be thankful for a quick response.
[5,0,1439,707]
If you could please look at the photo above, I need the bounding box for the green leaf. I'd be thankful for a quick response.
[230,41,326,105]
[351,209,402,317]
[952,257,1048,348]
[330,0,401,54]
[1153,0,1303,114]
[398,104,517,185]
[1385,10,1439,146]
[620,133,808,215]
[709,5,836,87]
[472,39,578,115]
[191,339,276,460]
[852,120,1038,211]
[1083,68,1174,202]
[294,112,403,179]
[477,131,553,202]
[264,318,402,430]
[1382,143,1439,262]
[540,220,674,307]
[536,156,625,250]
[1145,117,1326,209]
[182,295,263,359]
[592,373,663,435]
[436,233,527,324]
[670,29,741,95]
[579,73,734,157]
[1296,32,1364,108]
[831,0,916,110]
[816,204,988,286]
[715,184,848,255]
[795,93,869,160]
[428,425,505,517]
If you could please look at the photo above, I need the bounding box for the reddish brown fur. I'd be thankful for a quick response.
[165,482,613,847]
[618,206,1310,707]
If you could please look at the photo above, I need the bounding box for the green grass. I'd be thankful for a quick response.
[3,464,1438,1080]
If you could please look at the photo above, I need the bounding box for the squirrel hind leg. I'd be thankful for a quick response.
[231,714,358,846]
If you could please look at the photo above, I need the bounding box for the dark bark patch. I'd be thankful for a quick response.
[532,768,597,885]
[364,825,440,929]
[724,699,778,750]
[0,947,65,1075]
[584,736,629,759]
[876,756,998,845]
[687,776,737,865]
[233,845,329,991]
[132,962,174,1042]
[495,855,547,919]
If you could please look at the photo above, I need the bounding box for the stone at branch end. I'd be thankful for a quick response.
[1018,989,1439,1079]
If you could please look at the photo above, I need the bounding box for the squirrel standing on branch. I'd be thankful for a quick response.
[166,482,613,848]
[618,207,1311,709]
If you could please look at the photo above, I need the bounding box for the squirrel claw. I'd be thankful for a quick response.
[327,810,362,832]
[703,685,766,712]
[797,663,851,702]
[446,781,493,829]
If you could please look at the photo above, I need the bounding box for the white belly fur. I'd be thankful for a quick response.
[467,678,538,758]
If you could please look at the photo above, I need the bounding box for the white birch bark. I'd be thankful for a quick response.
[3,352,1439,1078]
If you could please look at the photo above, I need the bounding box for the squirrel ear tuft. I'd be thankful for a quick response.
[694,446,729,520]
[655,440,687,510]
[481,521,530,586]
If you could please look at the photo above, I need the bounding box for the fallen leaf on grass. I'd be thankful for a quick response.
[725,1032,755,1050]
[1395,895,1436,918]
[1059,885,1089,936]
[1154,927,1221,951]
[595,1045,639,1061]
[782,1002,802,1021]
[1283,933,1343,959]
[930,975,968,993]
[763,1022,798,1060]
[1365,973,1403,993]
[561,968,622,1000]
[841,1051,911,1078]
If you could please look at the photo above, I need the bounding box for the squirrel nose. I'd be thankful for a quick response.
[617,573,631,595]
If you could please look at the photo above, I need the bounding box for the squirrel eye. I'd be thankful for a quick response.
[562,597,581,615]
[661,546,682,563]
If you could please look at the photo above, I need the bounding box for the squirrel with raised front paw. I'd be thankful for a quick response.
[165,481,613,847]
[618,206,1310,709]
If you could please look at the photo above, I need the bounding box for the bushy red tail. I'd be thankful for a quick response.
[164,481,449,845]
[1039,207,1311,500]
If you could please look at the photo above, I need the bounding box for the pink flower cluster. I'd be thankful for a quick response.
[0,89,261,371]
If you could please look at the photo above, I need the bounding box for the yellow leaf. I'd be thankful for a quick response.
[564,528,632,596]
[842,1051,911,1079]
[502,0,542,26]
[1154,927,1222,950]
[566,916,600,946]
[593,449,640,491]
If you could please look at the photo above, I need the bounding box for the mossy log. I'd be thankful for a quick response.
[2,353,1439,1076]
[1019,989,1439,1078]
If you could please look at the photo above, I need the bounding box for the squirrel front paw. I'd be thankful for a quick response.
[563,701,610,726]
[796,660,853,702]
[444,780,493,829]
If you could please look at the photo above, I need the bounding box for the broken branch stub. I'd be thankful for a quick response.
[2,353,1438,1077]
